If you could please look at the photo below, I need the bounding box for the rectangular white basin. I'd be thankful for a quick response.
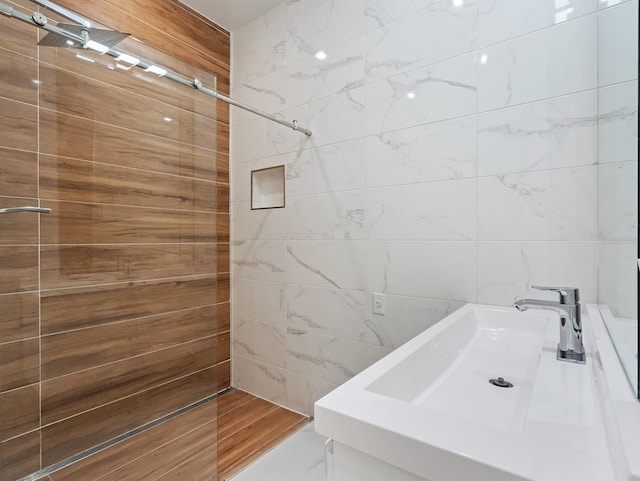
[315,304,615,481]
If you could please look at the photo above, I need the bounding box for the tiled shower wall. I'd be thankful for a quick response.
[230,0,638,415]
[0,0,230,479]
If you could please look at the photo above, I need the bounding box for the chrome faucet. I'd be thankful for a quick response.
[514,286,586,364]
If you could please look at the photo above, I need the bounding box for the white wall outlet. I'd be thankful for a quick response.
[373,293,385,315]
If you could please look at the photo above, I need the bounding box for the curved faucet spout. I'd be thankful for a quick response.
[514,286,586,364]
[514,299,570,318]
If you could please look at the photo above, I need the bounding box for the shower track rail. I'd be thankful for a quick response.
[0,0,313,137]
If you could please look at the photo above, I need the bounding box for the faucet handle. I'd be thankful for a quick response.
[532,285,580,305]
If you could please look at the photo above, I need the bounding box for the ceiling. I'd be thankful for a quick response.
[178,0,283,32]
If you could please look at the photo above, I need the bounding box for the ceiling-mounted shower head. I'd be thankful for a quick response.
[38,24,129,48]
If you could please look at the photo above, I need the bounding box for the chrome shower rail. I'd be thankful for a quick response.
[0,1,312,137]
[0,206,52,214]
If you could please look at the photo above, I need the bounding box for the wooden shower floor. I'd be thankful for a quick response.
[36,389,308,481]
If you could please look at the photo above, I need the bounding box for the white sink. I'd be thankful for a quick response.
[315,304,622,481]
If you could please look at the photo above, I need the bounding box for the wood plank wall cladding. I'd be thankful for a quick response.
[0,0,230,479]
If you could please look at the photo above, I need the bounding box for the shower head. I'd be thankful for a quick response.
[38,24,129,48]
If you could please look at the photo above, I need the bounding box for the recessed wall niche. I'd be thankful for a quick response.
[251,165,285,209]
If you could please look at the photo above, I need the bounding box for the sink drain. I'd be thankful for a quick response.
[489,377,513,388]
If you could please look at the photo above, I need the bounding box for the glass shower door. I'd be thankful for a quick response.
[0,1,221,479]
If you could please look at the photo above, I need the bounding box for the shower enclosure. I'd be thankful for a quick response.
[0,1,225,479]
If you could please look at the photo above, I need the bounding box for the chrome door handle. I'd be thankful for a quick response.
[0,206,52,214]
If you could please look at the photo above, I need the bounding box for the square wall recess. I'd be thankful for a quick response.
[251,165,285,210]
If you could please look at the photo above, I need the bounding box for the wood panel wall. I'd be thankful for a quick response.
[0,0,230,479]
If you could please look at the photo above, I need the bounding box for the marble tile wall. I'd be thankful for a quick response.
[230,0,639,415]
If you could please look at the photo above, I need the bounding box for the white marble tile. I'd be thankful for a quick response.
[232,67,286,125]
[478,0,597,47]
[233,355,287,405]
[287,191,364,240]
[598,0,633,8]
[598,241,638,319]
[232,157,286,202]
[598,162,638,241]
[286,328,365,384]
[234,317,287,367]
[599,81,638,164]
[477,241,598,306]
[233,279,287,325]
[232,239,286,282]
[232,200,286,240]
[286,88,366,149]
[477,14,597,112]
[287,241,364,290]
[364,0,477,82]
[285,0,365,65]
[231,422,327,481]
[232,114,314,163]
[364,179,476,240]
[233,28,286,86]
[477,166,598,240]
[364,0,441,32]
[286,140,365,196]
[365,53,477,135]
[364,241,476,301]
[478,90,598,175]
[285,372,336,417]
[363,294,464,348]
[364,344,393,367]
[285,36,364,108]
[598,0,639,87]
[234,3,286,47]
[365,115,476,187]
[287,285,366,342]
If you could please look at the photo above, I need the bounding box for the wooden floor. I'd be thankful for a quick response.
[36,389,308,481]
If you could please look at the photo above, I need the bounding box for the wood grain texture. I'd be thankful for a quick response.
[216,360,231,392]
[42,337,217,425]
[101,419,217,481]
[49,401,217,481]
[217,152,230,184]
[0,431,40,481]
[0,147,37,200]
[217,182,230,213]
[218,401,309,480]
[0,384,39,441]
[39,110,217,182]
[218,242,230,275]
[47,391,306,481]
[0,47,37,105]
[39,155,216,211]
[0,98,37,152]
[40,201,216,245]
[42,366,218,465]
[0,339,39,392]
[38,46,218,121]
[0,3,37,58]
[0,197,38,246]
[41,243,217,289]
[217,302,231,334]
[41,276,217,334]
[0,292,39,344]
[42,305,216,379]
[39,66,217,150]
[218,272,230,303]
[0,0,231,477]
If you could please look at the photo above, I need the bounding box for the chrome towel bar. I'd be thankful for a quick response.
[0,206,52,214]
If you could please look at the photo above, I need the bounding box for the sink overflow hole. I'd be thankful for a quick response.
[489,377,513,388]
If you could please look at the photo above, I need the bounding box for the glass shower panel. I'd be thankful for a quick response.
[0,1,220,479]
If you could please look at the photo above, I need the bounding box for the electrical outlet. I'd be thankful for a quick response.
[373,293,385,315]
